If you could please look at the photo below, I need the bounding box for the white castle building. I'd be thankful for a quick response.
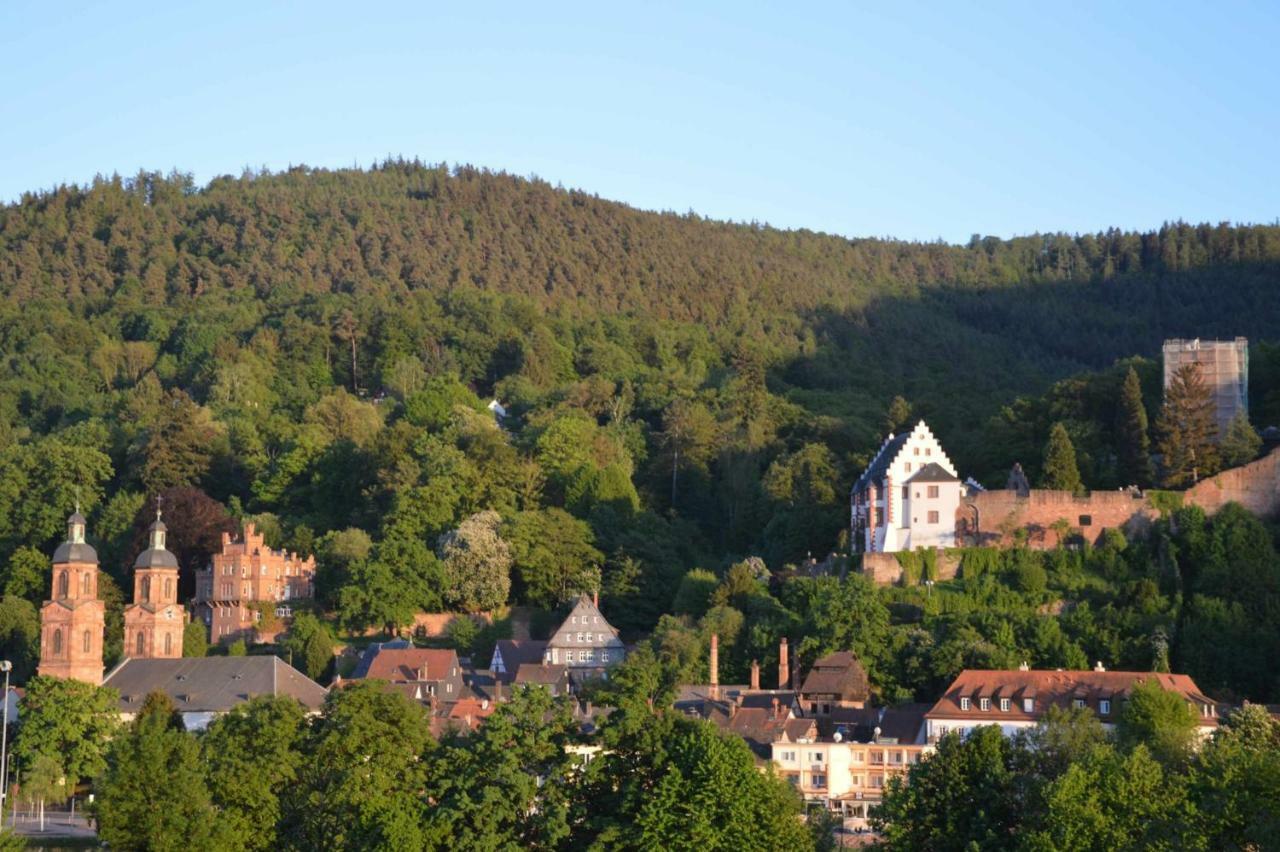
[850,421,962,553]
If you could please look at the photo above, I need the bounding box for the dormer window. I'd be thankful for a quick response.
[960,697,971,711]
[1023,698,1034,713]
[1073,698,1085,709]
[979,698,990,712]
[999,698,1009,712]
[1099,699,1111,715]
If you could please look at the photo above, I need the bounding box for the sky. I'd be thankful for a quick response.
[1,1,1278,243]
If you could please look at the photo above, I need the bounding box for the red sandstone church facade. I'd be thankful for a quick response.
[37,509,318,684]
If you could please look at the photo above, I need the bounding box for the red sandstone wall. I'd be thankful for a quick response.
[860,550,961,586]
[1183,447,1280,516]
[959,489,1155,549]
[960,448,1279,550]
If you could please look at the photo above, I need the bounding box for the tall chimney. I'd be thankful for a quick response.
[494,677,502,703]
[779,638,790,690]
[593,589,599,608]
[750,659,760,691]
[709,633,719,699]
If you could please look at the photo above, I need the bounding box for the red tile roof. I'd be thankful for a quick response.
[927,669,1219,726]
[355,648,460,683]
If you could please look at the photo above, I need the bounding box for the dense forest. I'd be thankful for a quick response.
[0,162,1276,698]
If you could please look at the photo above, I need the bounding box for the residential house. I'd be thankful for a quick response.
[542,595,626,675]
[349,642,466,705]
[850,421,963,553]
[798,651,870,718]
[925,665,1222,741]
[490,639,549,683]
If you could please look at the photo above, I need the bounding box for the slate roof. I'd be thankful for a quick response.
[491,640,548,681]
[800,651,871,702]
[514,664,570,688]
[351,647,460,682]
[707,705,817,760]
[52,541,98,565]
[927,669,1219,727]
[853,433,910,493]
[103,656,327,714]
[829,703,930,744]
[905,462,959,484]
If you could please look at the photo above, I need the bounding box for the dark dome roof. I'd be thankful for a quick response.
[69,511,87,525]
[53,541,99,565]
[133,548,179,570]
[150,518,168,533]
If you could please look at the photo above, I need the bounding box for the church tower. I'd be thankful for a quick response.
[123,508,184,659]
[38,510,106,684]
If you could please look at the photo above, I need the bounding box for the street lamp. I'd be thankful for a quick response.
[0,660,11,818]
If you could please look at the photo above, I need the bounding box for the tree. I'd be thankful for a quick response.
[279,681,433,851]
[202,696,308,852]
[424,686,579,847]
[437,510,512,613]
[95,692,228,851]
[0,596,39,681]
[587,715,813,851]
[14,676,119,787]
[133,388,219,492]
[183,618,208,658]
[1,546,47,605]
[1116,678,1199,766]
[873,726,1020,850]
[1157,363,1220,486]
[671,569,719,619]
[1219,410,1261,468]
[315,526,374,607]
[280,611,333,681]
[1041,422,1082,491]
[505,508,603,608]
[884,395,912,435]
[127,488,237,585]
[1114,367,1153,486]
[1182,704,1280,849]
[658,398,718,507]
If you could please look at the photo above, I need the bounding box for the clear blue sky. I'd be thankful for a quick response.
[2,1,1277,243]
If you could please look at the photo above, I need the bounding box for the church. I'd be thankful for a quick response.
[35,508,326,725]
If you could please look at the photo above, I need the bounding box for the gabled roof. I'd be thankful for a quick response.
[800,651,871,702]
[351,647,460,682]
[492,639,548,679]
[905,462,958,484]
[548,596,623,650]
[103,656,326,714]
[853,433,911,493]
[926,669,1219,726]
[514,664,570,687]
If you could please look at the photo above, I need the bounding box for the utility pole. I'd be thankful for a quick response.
[0,660,11,822]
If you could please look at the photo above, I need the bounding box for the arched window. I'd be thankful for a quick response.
[57,571,68,598]
[141,577,151,602]
[81,572,91,596]
[164,578,172,599]
[52,628,63,656]
[163,632,172,655]
[136,632,145,657]
[83,630,91,653]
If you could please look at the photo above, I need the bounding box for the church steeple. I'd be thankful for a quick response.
[124,498,183,659]
[38,509,105,684]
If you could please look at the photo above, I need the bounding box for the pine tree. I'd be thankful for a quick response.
[1115,367,1153,486]
[1157,364,1220,487]
[1041,422,1083,492]
[1219,410,1262,468]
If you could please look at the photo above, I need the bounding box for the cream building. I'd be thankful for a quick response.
[850,421,963,553]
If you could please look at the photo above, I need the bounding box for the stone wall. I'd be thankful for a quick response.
[958,489,1156,549]
[1183,446,1280,516]
[958,447,1280,550]
[860,550,961,586]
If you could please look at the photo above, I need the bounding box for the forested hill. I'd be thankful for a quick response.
[0,161,1277,614]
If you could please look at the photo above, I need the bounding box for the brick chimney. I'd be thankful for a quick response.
[593,589,599,608]
[779,637,789,690]
[709,633,719,700]
[494,677,502,703]
[750,659,760,691]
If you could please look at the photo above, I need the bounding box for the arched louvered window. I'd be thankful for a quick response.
[136,632,146,657]
[57,571,68,598]
[83,630,91,653]
[52,628,63,656]
[141,577,151,601]
[163,632,172,655]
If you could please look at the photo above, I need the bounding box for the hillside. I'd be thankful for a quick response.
[0,161,1276,604]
